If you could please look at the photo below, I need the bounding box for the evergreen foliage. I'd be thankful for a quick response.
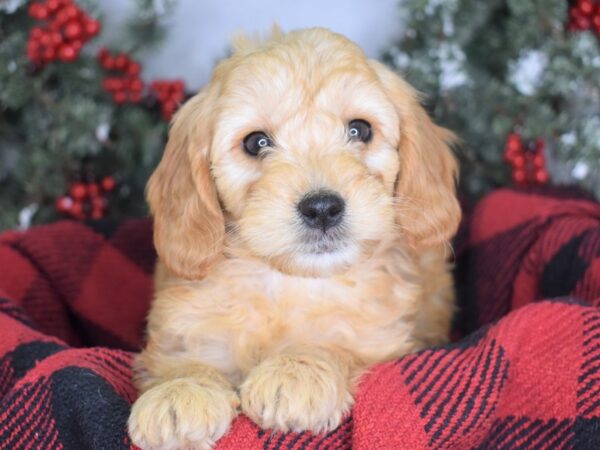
[383,0,600,197]
[0,0,175,229]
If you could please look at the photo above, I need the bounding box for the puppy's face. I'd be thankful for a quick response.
[211,35,401,276]
[148,28,460,279]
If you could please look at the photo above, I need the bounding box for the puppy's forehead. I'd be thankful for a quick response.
[219,31,379,114]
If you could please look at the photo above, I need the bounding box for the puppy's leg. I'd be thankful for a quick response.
[128,352,239,450]
[239,347,354,433]
[412,247,455,347]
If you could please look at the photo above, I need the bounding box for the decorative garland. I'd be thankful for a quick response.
[24,0,187,220]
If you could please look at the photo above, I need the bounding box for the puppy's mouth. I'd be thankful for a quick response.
[300,228,347,255]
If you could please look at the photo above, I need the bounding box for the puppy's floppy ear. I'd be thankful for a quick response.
[370,61,461,246]
[146,92,224,279]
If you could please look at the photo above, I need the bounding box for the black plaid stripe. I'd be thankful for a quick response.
[258,416,352,450]
[478,417,573,450]
[0,377,55,449]
[540,232,593,299]
[398,336,509,449]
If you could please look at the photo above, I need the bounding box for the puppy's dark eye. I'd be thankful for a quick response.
[243,131,272,157]
[348,119,372,143]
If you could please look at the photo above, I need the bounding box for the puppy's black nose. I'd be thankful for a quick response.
[298,191,345,231]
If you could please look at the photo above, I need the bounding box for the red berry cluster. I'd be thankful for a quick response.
[97,48,144,104]
[504,133,549,186]
[55,176,116,220]
[26,0,101,66]
[150,80,186,120]
[568,0,600,35]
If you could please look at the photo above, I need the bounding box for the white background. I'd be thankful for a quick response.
[99,0,404,90]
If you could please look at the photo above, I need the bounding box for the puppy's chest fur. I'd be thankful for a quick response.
[150,245,452,385]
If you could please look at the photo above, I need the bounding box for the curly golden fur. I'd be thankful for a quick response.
[128,27,461,450]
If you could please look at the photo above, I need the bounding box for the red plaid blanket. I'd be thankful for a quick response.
[1,188,599,450]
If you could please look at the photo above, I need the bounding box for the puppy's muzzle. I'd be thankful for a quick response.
[297,190,345,232]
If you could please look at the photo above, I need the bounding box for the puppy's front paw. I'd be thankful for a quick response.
[239,352,353,433]
[128,378,239,450]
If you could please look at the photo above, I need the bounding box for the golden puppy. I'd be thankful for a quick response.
[128,27,461,450]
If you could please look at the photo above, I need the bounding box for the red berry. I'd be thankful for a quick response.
[173,80,185,91]
[162,102,177,120]
[535,170,549,184]
[40,32,54,47]
[129,78,144,92]
[54,8,71,25]
[129,92,142,103]
[55,196,73,213]
[113,78,126,91]
[42,46,56,62]
[513,155,526,168]
[114,53,129,70]
[63,5,79,20]
[577,0,594,16]
[506,133,522,152]
[49,30,63,47]
[31,27,45,39]
[97,47,109,61]
[163,98,177,111]
[27,39,41,54]
[70,200,84,219]
[91,208,104,220]
[91,196,107,211]
[101,55,115,70]
[48,19,61,31]
[103,77,123,92]
[29,3,49,20]
[101,176,116,192]
[171,90,185,103]
[47,0,62,14]
[113,91,127,104]
[84,19,101,37]
[512,169,527,185]
[126,61,141,76]
[577,16,592,29]
[157,90,171,102]
[87,183,100,197]
[58,44,77,62]
[70,39,83,52]
[70,182,87,200]
[64,20,83,39]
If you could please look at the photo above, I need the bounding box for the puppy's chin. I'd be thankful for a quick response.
[267,244,362,278]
